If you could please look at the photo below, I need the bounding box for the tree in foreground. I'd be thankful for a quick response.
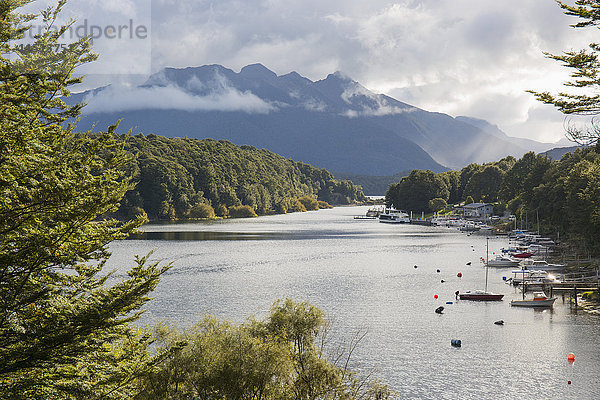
[1,3,395,399]
[529,0,600,145]
[0,1,168,397]
[134,299,395,400]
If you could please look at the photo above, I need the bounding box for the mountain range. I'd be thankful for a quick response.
[70,63,569,176]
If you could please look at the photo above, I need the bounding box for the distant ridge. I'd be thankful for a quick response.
[70,63,570,175]
[335,171,410,196]
[541,145,582,160]
[455,116,563,154]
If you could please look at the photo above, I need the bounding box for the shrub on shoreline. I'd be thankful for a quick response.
[188,203,216,219]
[318,200,333,209]
[298,196,319,210]
[228,205,258,218]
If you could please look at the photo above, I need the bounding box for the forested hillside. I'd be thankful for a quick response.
[385,145,600,255]
[116,134,366,220]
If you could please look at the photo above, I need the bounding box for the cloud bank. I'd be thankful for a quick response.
[29,0,599,142]
[84,84,275,114]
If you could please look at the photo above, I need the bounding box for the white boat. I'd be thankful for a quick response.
[459,221,480,231]
[510,292,557,307]
[510,269,560,286]
[478,224,494,232]
[430,217,449,226]
[520,259,566,271]
[378,208,410,223]
[486,255,520,268]
[527,244,552,255]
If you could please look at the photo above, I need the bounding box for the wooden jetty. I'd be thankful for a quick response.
[547,282,599,308]
[410,219,433,226]
[519,268,599,308]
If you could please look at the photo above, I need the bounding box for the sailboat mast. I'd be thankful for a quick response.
[485,237,489,292]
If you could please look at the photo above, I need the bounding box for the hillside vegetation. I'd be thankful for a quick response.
[386,146,600,255]
[116,134,366,220]
[0,2,387,396]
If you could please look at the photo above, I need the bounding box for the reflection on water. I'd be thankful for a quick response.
[107,206,600,399]
[130,230,367,241]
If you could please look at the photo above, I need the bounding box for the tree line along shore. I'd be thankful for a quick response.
[109,134,366,222]
[385,147,600,257]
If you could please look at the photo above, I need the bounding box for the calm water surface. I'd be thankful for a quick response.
[106,206,600,399]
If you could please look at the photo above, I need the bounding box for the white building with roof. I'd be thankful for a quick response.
[463,203,493,219]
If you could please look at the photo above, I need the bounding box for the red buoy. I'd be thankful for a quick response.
[434,294,438,299]
[568,353,575,362]
[457,272,462,278]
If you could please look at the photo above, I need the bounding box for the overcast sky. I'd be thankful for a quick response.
[21,0,599,143]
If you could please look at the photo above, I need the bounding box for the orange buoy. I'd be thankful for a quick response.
[568,353,575,362]
[457,272,462,278]
[434,294,438,299]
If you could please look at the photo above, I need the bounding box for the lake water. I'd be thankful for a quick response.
[106,206,600,399]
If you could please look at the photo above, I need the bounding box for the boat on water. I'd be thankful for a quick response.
[366,207,381,217]
[520,259,566,271]
[486,255,521,267]
[459,238,504,301]
[459,221,481,232]
[526,244,552,256]
[378,208,410,223]
[509,269,560,286]
[512,251,534,259]
[510,292,557,307]
[459,290,504,301]
[355,206,383,219]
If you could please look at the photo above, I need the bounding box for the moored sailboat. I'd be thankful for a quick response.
[458,238,504,301]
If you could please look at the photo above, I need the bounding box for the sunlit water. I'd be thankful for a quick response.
[105,206,600,399]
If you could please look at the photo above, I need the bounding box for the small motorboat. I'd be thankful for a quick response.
[510,292,557,307]
[486,255,520,267]
[459,222,481,232]
[366,207,381,217]
[510,269,560,286]
[520,259,566,271]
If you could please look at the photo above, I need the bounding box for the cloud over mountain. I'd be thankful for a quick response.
[84,77,275,114]
[23,0,598,143]
[72,64,567,176]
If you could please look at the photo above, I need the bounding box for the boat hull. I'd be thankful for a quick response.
[512,252,534,258]
[459,293,504,301]
[510,298,556,307]
[486,256,521,268]
[487,262,520,267]
[379,217,410,223]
